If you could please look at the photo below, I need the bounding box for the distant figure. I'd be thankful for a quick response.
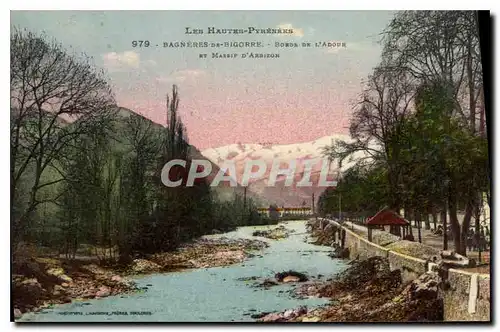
[268,204,280,221]
[467,234,474,251]
[485,226,490,249]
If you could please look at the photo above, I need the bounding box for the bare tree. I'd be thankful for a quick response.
[117,112,162,263]
[324,67,416,211]
[381,11,487,254]
[382,11,483,131]
[10,28,115,245]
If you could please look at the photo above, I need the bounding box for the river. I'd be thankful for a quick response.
[19,220,347,322]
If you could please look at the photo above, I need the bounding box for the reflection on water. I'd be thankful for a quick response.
[19,220,347,322]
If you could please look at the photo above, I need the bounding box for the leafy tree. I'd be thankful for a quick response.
[321,11,489,255]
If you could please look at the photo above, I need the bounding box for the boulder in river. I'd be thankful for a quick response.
[282,276,301,283]
[275,270,308,283]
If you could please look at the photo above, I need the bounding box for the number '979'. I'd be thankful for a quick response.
[132,40,150,47]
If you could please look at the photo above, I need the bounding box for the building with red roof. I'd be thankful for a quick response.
[366,207,411,241]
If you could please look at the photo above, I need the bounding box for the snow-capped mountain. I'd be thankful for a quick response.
[201,134,369,206]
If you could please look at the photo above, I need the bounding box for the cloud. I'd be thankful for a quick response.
[145,59,157,66]
[102,51,141,70]
[156,69,206,84]
[277,23,304,37]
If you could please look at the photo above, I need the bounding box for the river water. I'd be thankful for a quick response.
[19,220,347,322]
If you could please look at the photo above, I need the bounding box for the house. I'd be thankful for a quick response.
[366,208,411,241]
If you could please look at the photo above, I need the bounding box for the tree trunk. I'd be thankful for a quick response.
[441,204,448,250]
[479,86,486,137]
[460,196,476,256]
[432,209,438,230]
[449,189,475,256]
[404,206,413,238]
[424,211,431,230]
[416,211,422,243]
[475,202,481,262]
[467,35,476,134]
[448,192,463,255]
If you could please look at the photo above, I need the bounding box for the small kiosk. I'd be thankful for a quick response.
[366,208,411,242]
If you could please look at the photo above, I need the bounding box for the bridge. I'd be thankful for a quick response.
[257,207,313,217]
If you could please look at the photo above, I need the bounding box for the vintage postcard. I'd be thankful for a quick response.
[10,10,491,323]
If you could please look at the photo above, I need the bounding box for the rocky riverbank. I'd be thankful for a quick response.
[253,219,444,322]
[12,236,268,320]
[12,257,139,319]
[142,237,268,271]
[257,256,444,322]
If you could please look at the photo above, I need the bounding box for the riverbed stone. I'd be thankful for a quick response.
[14,308,22,319]
[275,270,309,282]
[46,267,64,277]
[131,259,162,273]
[54,284,65,292]
[283,309,295,319]
[409,272,440,300]
[283,276,301,283]
[82,291,96,299]
[250,312,269,319]
[46,267,73,283]
[95,286,111,298]
[18,278,44,298]
[111,275,122,282]
[260,312,283,322]
[302,316,321,322]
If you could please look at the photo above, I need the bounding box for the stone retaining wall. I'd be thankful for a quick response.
[443,268,490,321]
[318,218,490,322]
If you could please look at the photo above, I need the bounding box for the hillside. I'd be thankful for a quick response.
[114,107,264,204]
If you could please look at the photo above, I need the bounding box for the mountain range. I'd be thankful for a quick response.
[201,134,366,207]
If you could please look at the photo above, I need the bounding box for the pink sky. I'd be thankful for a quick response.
[119,75,364,150]
[122,94,352,150]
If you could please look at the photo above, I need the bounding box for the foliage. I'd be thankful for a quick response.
[320,11,489,255]
[10,29,269,265]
